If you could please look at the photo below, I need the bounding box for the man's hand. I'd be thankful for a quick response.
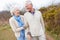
[27,32,32,40]
[27,32,32,38]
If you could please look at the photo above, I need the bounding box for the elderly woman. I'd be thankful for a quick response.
[9,7,28,40]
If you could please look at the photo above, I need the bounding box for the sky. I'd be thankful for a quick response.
[0,0,60,11]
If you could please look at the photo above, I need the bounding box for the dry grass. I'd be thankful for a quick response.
[0,24,57,40]
[0,24,16,40]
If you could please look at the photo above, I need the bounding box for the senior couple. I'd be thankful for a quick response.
[9,1,46,40]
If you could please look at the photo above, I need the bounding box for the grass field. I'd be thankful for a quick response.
[0,24,59,40]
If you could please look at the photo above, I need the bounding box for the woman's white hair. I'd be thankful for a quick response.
[10,6,20,16]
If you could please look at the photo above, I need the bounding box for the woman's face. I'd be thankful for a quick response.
[14,9,20,16]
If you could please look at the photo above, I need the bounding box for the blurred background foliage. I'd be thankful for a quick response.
[39,4,60,40]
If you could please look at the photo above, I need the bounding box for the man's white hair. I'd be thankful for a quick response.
[25,0,33,6]
[10,5,20,16]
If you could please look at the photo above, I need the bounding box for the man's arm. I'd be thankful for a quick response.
[39,11,45,32]
[24,16,29,29]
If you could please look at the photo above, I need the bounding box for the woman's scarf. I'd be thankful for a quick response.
[14,15,25,40]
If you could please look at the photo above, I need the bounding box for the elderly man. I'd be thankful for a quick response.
[24,1,46,40]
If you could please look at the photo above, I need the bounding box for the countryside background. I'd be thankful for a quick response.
[0,4,60,40]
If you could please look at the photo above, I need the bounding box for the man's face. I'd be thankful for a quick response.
[14,9,20,16]
[26,4,33,12]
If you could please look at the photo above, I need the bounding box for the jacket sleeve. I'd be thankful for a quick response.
[24,14,30,32]
[20,15,29,29]
[39,11,45,32]
[9,19,24,32]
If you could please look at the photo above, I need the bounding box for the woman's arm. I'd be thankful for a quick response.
[9,19,24,32]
